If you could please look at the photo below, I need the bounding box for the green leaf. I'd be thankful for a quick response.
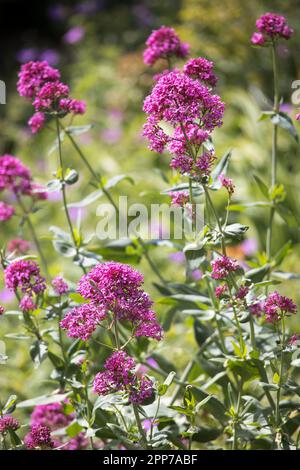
[158,371,176,396]
[210,150,232,189]
[223,223,249,239]
[253,175,269,199]
[45,179,62,192]
[52,240,76,257]
[271,112,299,142]
[30,340,48,368]
[272,271,300,280]
[69,293,87,304]
[48,351,65,369]
[191,388,227,424]
[245,264,270,282]
[65,169,79,185]
[68,189,104,208]
[17,393,70,408]
[3,395,18,414]
[228,202,271,212]
[191,426,222,442]
[104,174,134,190]
[66,124,94,136]
[161,182,203,196]
[182,310,215,321]
[66,420,84,437]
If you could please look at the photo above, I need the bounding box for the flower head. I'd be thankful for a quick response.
[184,57,218,87]
[0,155,32,195]
[52,276,68,295]
[219,174,235,195]
[169,191,189,207]
[215,285,228,299]
[0,416,20,433]
[93,351,154,404]
[4,259,46,296]
[0,202,15,222]
[28,112,46,133]
[24,424,54,449]
[143,26,189,66]
[60,303,106,341]
[264,291,297,322]
[8,239,30,255]
[19,295,37,312]
[30,403,72,430]
[17,60,60,99]
[76,262,162,341]
[211,255,239,279]
[251,13,293,46]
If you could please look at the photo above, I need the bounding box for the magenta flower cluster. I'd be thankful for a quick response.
[29,402,88,450]
[4,259,46,299]
[263,291,297,323]
[143,26,189,66]
[183,57,218,87]
[251,12,293,46]
[24,424,54,449]
[169,191,189,207]
[93,351,153,405]
[219,174,235,195]
[0,201,15,222]
[143,46,224,179]
[0,415,20,433]
[0,154,32,195]
[7,238,30,255]
[61,262,162,341]
[52,276,69,295]
[17,60,86,133]
[211,255,239,280]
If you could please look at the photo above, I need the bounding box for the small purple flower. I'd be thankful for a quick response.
[184,57,218,87]
[19,295,37,312]
[264,291,297,323]
[0,202,15,222]
[219,174,235,195]
[24,424,54,449]
[60,303,106,341]
[63,26,85,44]
[143,26,189,66]
[52,276,69,295]
[251,12,293,46]
[0,416,19,433]
[169,191,189,207]
[215,285,228,299]
[4,259,46,296]
[211,256,239,280]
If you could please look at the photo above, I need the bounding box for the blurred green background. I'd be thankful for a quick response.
[1,0,300,411]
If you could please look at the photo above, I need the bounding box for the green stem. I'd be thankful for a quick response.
[276,315,285,428]
[205,277,227,353]
[266,44,280,264]
[61,122,119,215]
[137,236,167,286]
[249,314,256,351]
[232,378,243,450]
[133,404,148,449]
[169,360,194,405]
[203,185,226,255]
[16,196,49,278]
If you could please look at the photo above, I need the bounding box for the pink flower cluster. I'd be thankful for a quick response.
[0,154,32,195]
[17,61,86,133]
[211,255,239,280]
[0,415,20,433]
[60,303,106,341]
[143,26,189,66]
[93,351,153,405]
[29,402,88,450]
[4,259,46,298]
[251,13,293,46]
[169,191,189,207]
[0,202,15,222]
[264,291,297,323]
[8,238,30,255]
[52,276,69,295]
[184,57,218,87]
[24,424,54,449]
[219,174,235,195]
[143,64,224,178]
[61,262,162,341]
